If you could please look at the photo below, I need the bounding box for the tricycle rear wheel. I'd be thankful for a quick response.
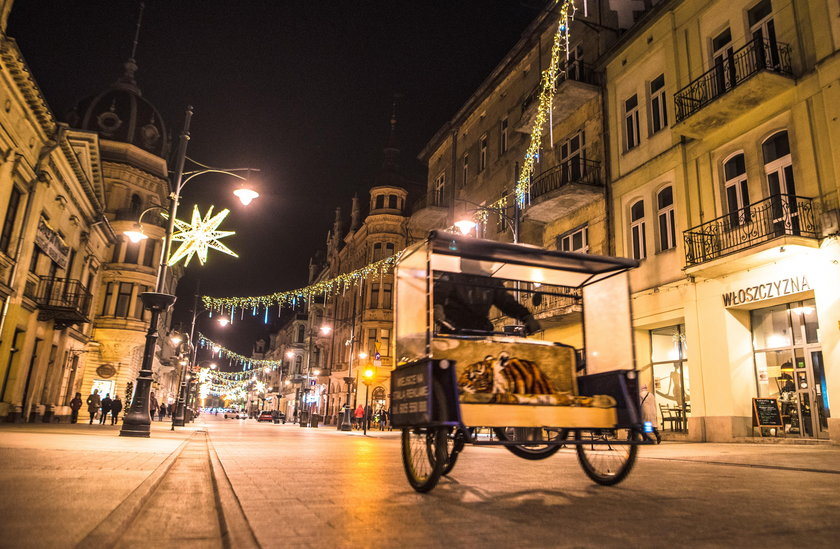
[493,427,567,460]
[575,428,639,485]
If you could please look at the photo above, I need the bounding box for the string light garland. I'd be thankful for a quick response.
[169,205,238,267]
[198,332,284,370]
[201,252,401,312]
[515,0,576,205]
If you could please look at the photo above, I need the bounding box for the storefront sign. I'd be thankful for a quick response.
[722,276,810,307]
[35,218,70,270]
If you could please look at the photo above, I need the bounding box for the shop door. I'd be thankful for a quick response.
[752,300,829,439]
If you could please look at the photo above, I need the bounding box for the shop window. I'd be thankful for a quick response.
[0,185,22,254]
[751,299,828,438]
[657,186,676,251]
[479,134,488,172]
[629,200,647,260]
[499,118,509,154]
[724,153,751,227]
[649,74,667,134]
[624,94,640,150]
[650,325,690,433]
[558,225,589,253]
[114,282,133,318]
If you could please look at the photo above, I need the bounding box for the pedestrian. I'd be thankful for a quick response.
[378,408,386,431]
[167,403,174,417]
[353,404,364,430]
[149,392,159,421]
[99,393,113,424]
[640,385,661,444]
[86,390,101,424]
[386,407,392,431]
[69,392,83,424]
[159,402,167,420]
[111,395,123,425]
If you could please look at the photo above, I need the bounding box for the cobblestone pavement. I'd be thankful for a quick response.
[2,417,840,548]
[205,416,840,549]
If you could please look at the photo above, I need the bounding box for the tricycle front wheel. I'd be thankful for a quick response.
[575,428,639,486]
[401,426,448,492]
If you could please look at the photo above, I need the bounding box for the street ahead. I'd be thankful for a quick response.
[2,416,840,548]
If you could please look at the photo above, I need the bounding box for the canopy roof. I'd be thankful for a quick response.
[417,231,638,288]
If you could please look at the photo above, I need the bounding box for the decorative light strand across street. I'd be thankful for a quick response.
[198,332,284,369]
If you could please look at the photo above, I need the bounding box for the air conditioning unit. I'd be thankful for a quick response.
[820,209,840,237]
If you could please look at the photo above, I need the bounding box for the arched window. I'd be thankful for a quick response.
[296,324,305,343]
[371,386,386,405]
[629,200,647,260]
[724,153,750,227]
[656,186,676,251]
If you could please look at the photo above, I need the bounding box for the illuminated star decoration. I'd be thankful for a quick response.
[168,205,238,267]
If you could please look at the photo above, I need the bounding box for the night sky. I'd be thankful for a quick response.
[9,1,541,354]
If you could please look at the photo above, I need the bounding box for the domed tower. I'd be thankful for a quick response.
[368,100,408,216]
[67,30,177,407]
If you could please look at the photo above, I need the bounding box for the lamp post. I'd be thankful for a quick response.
[361,367,374,435]
[120,106,259,438]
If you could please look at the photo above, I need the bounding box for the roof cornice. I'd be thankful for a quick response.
[0,37,56,138]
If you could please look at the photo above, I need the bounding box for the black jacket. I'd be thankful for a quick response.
[434,273,532,332]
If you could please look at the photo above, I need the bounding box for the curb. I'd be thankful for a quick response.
[74,431,196,549]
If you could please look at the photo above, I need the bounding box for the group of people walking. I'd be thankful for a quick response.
[352,405,391,431]
[67,389,173,425]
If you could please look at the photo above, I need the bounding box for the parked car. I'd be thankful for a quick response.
[236,411,248,419]
[257,411,275,423]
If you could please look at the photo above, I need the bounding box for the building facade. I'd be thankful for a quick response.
[603,0,840,442]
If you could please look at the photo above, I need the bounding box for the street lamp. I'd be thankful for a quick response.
[455,195,521,243]
[121,106,258,438]
[362,367,374,435]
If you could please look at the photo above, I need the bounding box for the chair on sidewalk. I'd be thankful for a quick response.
[659,403,681,432]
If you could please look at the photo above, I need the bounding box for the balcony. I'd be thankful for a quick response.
[518,62,601,133]
[409,193,449,233]
[684,195,820,273]
[524,158,603,223]
[673,38,793,138]
[25,276,93,327]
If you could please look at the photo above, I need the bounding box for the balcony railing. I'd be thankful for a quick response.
[521,61,601,113]
[27,276,93,325]
[675,37,792,123]
[684,195,819,267]
[529,158,601,201]
[410,192,449,214]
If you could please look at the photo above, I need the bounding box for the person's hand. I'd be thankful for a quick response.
[523,314,541,335]
[434,304,456,332]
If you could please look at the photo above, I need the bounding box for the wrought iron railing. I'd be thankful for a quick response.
[674,37,792,122]
[684,195,819,266]
[529,158,602,201]
[410,192,449,214]
[521,61,601,113]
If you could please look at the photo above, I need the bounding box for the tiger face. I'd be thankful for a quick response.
[457,355,495,394]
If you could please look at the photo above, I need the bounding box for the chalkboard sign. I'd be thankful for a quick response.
[752,398,782,427]
[390,361,432,428]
